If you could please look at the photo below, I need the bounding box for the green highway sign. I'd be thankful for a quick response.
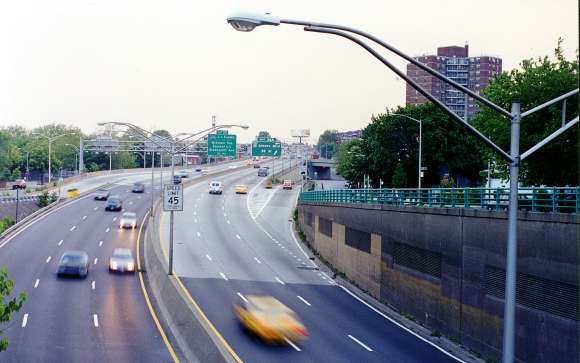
[252,138,282,157]
[208,134,237,157]
[216,130,229,135]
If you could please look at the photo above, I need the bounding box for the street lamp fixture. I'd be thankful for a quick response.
[227,13,580,363]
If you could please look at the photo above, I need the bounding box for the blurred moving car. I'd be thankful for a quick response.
[132,182,145,193]
[283,180,293,190]
[12,179,26,189]
[173,175,182,184]
[209,181,223,195]
[105,196,123,211]
[57,250,90,278]
[195,167,202,172]
[235,185,248,194]
[119,212,137,229]
[253,164,261,169]
[265,179,272,189]
[94,189,110,200]
[234,295,308,344]
[178,170,190,178]
[109,248,135,273]
[258,168,268,177]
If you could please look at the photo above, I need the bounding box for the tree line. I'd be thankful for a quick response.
[332,40,578,188]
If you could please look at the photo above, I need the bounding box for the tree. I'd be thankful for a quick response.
[335,139,367,186]
[257,131,271,138]
[317,130,339,159]
[471,38,578,186]
[0,267,27,351]
[392,162,408,187]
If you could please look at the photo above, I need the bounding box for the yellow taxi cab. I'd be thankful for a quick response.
[234,295,308,344]
[265,178,273,189]
[235,185,248,194]
[67,188,80,198]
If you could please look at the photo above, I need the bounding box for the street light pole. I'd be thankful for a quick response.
[33,132,77,185]
[227,14,579,362]
[168,143,175,275]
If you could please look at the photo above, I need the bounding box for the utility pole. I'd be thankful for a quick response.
[79,137,84,174]
[15,188,19,223]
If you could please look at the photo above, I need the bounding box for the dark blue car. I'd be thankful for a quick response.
[57,251,89,278]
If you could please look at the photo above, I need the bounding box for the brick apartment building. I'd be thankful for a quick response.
[405,45,502,120]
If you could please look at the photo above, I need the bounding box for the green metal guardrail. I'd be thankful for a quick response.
[299,187,579,213]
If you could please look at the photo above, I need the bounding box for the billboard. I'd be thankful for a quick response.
[291,129,310,138]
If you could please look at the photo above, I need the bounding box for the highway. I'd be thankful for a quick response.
[0,161,244,362]
[163,162,462,362]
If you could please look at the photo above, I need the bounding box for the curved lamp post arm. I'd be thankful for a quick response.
[98,122,173,153]
[173,124,249,154]
[303,25,512,162]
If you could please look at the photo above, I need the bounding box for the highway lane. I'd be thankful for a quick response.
[164,161,463,362]
[0,160,246,362]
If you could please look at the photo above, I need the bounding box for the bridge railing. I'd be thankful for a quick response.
[298,187,579,213]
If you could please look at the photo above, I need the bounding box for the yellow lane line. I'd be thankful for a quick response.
[159,212,243,363]
[136,210,180,363]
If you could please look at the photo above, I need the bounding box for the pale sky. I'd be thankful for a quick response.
[0,1,577,143]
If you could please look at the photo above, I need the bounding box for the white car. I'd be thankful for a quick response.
[177,170,190,178]
[209,181,223,195]
[109,248,135,273]
[119,212,137,229]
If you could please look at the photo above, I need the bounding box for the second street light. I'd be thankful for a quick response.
[227,12,579,363]
[32,132,77,185]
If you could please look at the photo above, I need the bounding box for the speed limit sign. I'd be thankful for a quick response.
[163,184,183,211]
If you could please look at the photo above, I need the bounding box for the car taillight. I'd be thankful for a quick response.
[294,326,308,336]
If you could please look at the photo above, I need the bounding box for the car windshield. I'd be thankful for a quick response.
[61,255,83,264]
[114,249,132,258]
[122,213,136,219]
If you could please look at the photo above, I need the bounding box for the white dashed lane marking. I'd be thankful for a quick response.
[70,226,76,232]
[275,277,285,285]
[236,292,248,303]
[348,334,373,352]
[22,314,29,328]
[93,314,99,327]
[254,257,262,264]
[94,258,98,265]
[58,239,63,246]
[45,256,51,263]
[220,272,228,281]
[206,254,212,261]
[82,215,87,220]
[297,296,311,306]
[99,241,103,247]
[34,279,39,288]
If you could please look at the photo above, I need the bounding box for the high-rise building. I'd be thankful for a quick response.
[405,45,502,119]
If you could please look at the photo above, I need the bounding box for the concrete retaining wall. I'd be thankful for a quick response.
[298,202,579,363]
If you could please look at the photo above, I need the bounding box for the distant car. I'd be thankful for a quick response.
[132,183,145,193]
[173,175,182,184]
[235,185,248,194]
[177,170,190,178]
[209,181,223,195]
[283,180,293,190]
[258,168,268,177]
[201,170,208,176]
[263,166,270,169]
[234,295,308,344]
[105,196,123,211]
[109,248,135,273]
[119,212,137,229]
[195,167,203,172]
[57,250,90,278]
[253,164,261,169]
[94,189,110,200]
[12,179,26,190]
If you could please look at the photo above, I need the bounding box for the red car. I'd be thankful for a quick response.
[12,179,26,189]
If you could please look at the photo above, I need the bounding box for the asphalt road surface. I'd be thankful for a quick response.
[163,162,462,363]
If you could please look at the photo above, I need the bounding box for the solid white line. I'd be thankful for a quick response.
[348,334,373,352]
[236,292,248,303]
[45,256,51,263]
[82,215,87,220]
[34,279,39,288]
[93,314,99,327]
[196,231,201,237]
[91,281,96,290]
[94,258,98,265]
[22,313,29,328]
[236,234,241,240]
[254,257,262,264]
[105,227,110,233]
[297,296,311,306]
[70,226,76,232]
[99,241,103,247]
[58,239,63,246]
[284,337,302,352]
[275,276,285,285]
[339,285,465,362]
[206,254,212,261]
[220,272,228,281]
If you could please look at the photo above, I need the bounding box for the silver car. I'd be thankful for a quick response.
[119,212,137,229]
[109,248,135,273]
